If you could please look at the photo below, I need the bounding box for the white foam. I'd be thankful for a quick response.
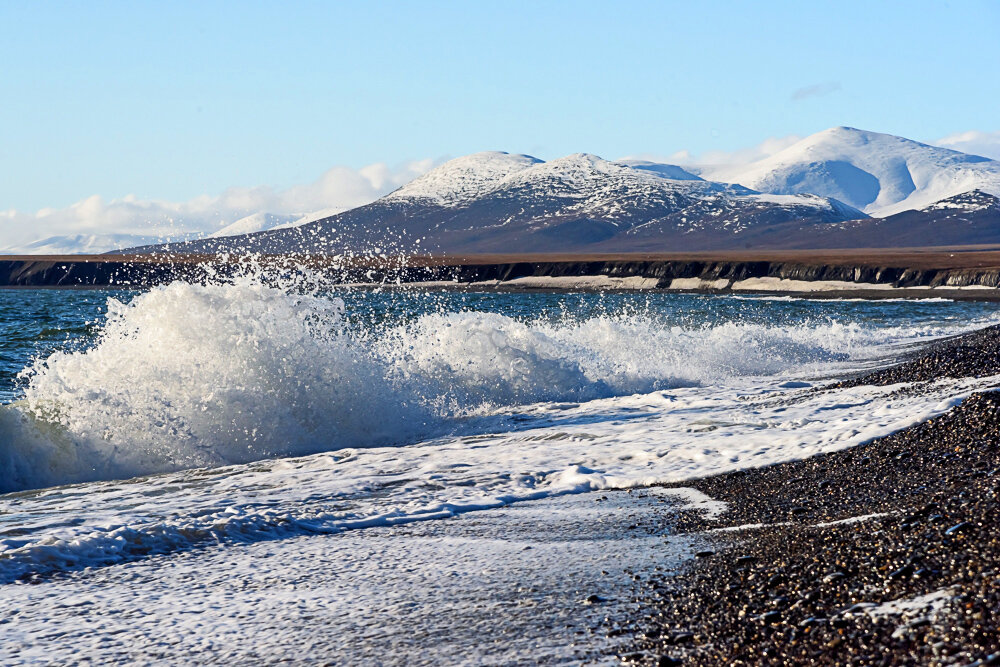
[3,277,1000,584]
[814,512,891,527]
[5,278,969,493]
[2,372,996,583]
[867,587,957,618]
[0,489,705,665]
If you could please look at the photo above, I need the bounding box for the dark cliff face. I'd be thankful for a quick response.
[434,260,1000,289]
[5,256,1000,290]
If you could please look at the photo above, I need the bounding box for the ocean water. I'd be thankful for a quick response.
[3,280,1000,664]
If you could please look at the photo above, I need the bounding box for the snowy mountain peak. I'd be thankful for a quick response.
[383,152,717,210]
[704,126,1000,216]
[207,212,299,239]
[922,189,1000,213]
[385,151,542,205]
[615,160,703,181]
[500,153,647,184]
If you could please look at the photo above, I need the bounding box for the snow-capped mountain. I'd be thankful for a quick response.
[702,127,1000,216]
[733,190,1000,250]
[616,160,703,181]
[4,233,191,256]
[134,151,864,255]
[207,208,354,239]
[383,152,543,206]
[1,208,345,255]
[207,213,301,239]
[24,127,1000,257]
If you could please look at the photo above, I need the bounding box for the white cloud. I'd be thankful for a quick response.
[619,133,803,170]
[934,130,1000,161]
[0,159,436,253]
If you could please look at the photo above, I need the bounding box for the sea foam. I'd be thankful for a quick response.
[0,276,982,492]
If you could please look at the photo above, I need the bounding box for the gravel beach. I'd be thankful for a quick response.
[617,325,1000,666]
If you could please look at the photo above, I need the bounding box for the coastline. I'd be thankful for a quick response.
[3,276,1000,663]
[618,326,1000,666]
[7,249,1000,300]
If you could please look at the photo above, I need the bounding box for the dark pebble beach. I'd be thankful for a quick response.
[616,325,1000,666]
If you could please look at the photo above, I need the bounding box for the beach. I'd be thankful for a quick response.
[2,275,1000,665]
[622,326,1000,666]
[8,249,1000,299]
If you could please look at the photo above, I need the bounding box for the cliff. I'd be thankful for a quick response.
[4,251,1000,292]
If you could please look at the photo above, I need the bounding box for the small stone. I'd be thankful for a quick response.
[670,631,695,644]
[945,521,973,536]
[889,564,914,580]
[694,550,715,559]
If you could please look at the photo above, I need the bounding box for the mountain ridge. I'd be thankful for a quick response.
[701,126,1000,216]
[11,126,1000,256]
[128,152,865,255]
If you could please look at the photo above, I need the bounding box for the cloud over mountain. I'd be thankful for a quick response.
[935,131,1000,161]
[0,159,435,254]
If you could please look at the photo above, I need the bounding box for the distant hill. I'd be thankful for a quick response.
[130,152,863,255]
[700,126,1000,216]
[73,127,1000,256]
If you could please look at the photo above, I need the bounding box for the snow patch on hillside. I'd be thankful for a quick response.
[616,160,704,181]
[207,213,300,238]
[4,233,195,255]
[704,126,1000,216]
[381,151,864,231]
[385,152,543,206]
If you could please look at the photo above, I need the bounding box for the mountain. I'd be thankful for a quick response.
[1,208,344,255]
[5,233,188,255]
[614,160,703,181]
[381,151,544,205]
[772,189,1000,249]
[129,151,864,255]
[617,189,1000,252]
[702,127,1000,216]
[206,212,301,239]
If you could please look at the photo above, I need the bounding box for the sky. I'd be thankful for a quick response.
[1,0,998,249]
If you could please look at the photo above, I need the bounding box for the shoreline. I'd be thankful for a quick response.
[7,249,1000,299]
[618,326,1000,665]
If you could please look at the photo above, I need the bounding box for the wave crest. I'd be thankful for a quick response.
[0,278,961,492]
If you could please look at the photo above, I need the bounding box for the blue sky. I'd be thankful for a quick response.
[1,0,998,214]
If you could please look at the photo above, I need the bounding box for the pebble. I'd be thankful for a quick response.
[614,328,1000,665]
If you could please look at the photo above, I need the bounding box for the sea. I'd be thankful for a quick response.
[2,277,1000,664]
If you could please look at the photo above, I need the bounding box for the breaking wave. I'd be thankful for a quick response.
[0,277,975,492]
